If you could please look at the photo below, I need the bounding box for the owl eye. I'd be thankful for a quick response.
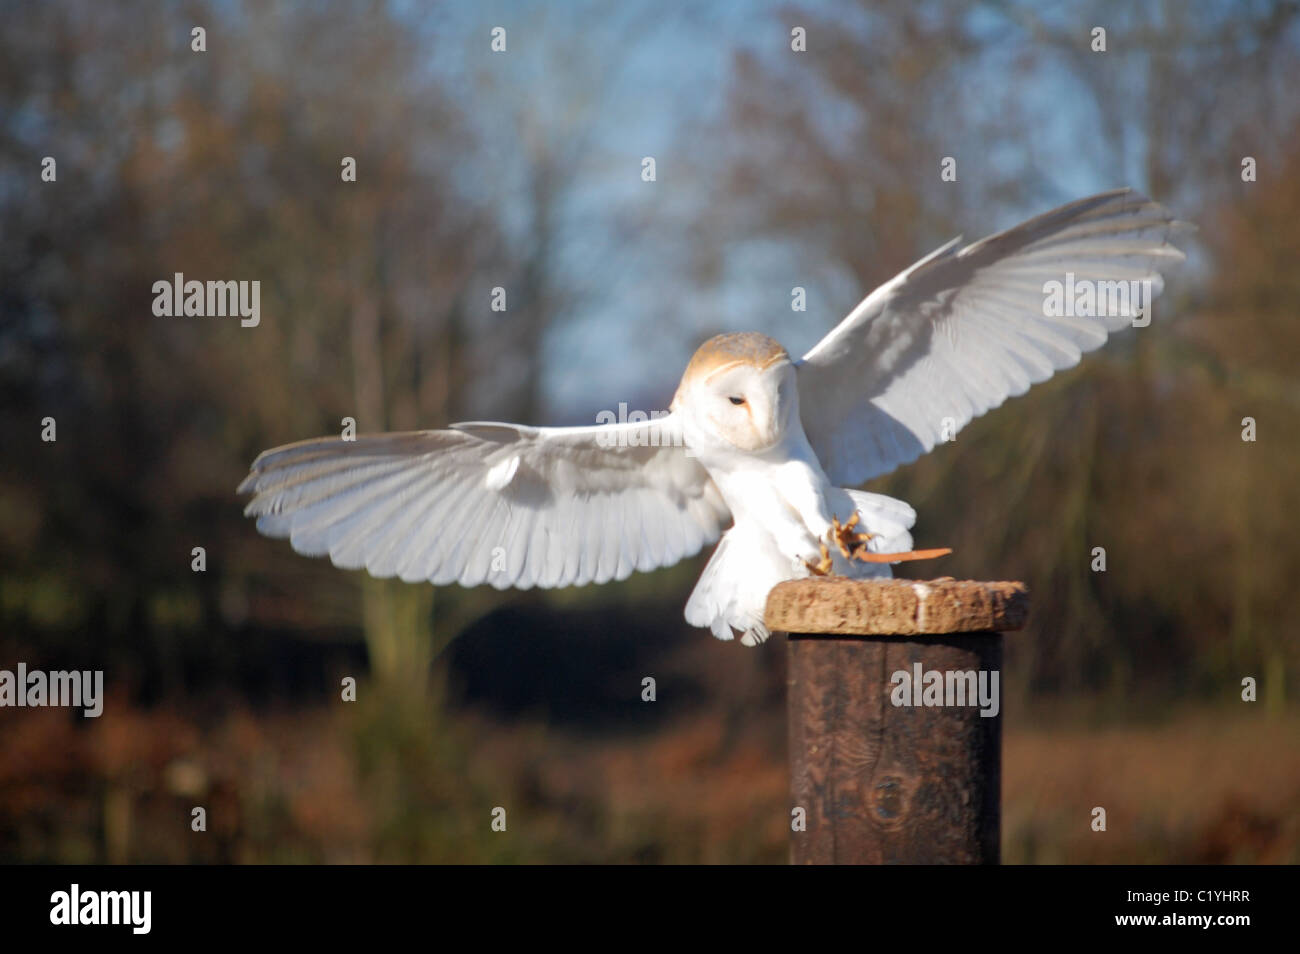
[728,396,746,406]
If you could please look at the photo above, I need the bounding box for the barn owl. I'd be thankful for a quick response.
[240,189,1188,646]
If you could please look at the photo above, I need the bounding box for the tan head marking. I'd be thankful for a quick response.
[671,333,790,409]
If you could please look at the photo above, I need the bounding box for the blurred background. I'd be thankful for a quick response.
[2,0,1298,863]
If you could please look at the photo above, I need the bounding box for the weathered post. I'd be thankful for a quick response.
[767,577,1028,864]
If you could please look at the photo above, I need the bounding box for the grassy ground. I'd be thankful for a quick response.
[2,692,1295,863]
[1003,706,1300,864]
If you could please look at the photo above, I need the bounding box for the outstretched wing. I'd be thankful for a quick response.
[238,414,730,589]
[796,189,1191,487]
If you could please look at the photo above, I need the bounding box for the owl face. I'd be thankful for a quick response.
[672,333,797,453]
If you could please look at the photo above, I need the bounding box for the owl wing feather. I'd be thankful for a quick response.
[795,189,1192,487]
[238,414,730,590]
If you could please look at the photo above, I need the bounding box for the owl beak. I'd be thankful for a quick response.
[757,362,794,445]
[746,385,780,448]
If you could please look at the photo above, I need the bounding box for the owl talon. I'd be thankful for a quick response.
[804,542,833,576]
[829,513,874,560]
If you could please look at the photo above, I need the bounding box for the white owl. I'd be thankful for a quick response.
[240,190,1188,646]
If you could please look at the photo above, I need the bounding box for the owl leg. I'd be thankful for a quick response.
[828,512,874,560]
[803,541,833,576]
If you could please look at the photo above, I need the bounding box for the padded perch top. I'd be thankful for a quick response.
[765,577,1029,636]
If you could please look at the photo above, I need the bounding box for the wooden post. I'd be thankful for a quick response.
[767,577,1028,865]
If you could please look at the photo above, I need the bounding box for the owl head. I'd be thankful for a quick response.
[671,332,797,453]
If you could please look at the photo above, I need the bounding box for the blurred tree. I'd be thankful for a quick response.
[0,0,518,693]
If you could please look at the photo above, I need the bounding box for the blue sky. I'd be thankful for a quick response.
[409,0,1283,420]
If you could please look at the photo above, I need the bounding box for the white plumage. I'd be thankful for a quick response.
[239,189,1189,646]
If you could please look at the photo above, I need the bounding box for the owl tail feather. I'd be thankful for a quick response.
[684,521,783,647]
